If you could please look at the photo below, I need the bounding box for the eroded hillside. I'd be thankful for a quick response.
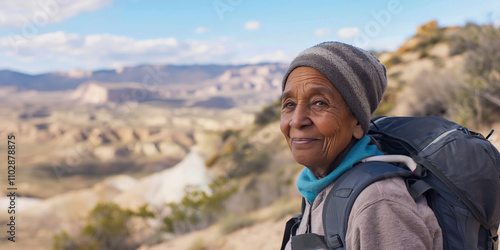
[1,21,499,250]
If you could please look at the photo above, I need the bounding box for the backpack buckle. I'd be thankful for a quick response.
[327,234,343,249]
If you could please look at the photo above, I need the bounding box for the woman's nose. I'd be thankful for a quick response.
[289,104,312,129]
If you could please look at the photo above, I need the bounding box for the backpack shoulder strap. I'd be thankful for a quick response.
[280,197,306,250]
[280,213,302,250]
[322,161,413,249]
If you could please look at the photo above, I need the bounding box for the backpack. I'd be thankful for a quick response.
[281,116,500,250]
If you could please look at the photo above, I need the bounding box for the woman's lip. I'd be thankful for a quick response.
[291,138,320,145]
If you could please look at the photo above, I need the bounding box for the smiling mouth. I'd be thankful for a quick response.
[291,138,320,145]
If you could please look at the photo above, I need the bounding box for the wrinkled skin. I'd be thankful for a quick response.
[280,67,364,178]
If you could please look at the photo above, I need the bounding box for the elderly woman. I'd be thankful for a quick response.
[280,42,442,249]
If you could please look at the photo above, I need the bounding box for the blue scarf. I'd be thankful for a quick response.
[296,135,383,204]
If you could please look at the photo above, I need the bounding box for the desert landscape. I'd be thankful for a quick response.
[1,20,500,249]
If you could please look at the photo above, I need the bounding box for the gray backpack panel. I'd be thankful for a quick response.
[281,116,500,250]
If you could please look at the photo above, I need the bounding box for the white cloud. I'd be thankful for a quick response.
[314,28,331,37]
[0,10,5,25]
[0,31,301,73]
[195,27,208,33]
[0,0,114,28]
[242,50,291,64]
[0,31,234,72]
[245,21,261,30]
[338,27,359,38]
[358,37,406,52]
[494,19,500,29]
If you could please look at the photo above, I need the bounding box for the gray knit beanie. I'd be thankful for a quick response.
[282,41,387,133]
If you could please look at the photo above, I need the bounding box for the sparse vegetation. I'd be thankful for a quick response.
[384,54,402,69]
[188,238,209,250]
[409,23,500,126]
[373,97,396,117]
[414,30,445,51]
[388,71,402,79]
[254,99,281,126]
[220,213,256,234]
[270,198,302,221]
[161,97,296,239]
[419,50,429,59]
[411,20,445,53]
[449,22,485,56]
[407,72,459,118]
[53,203,154,250]
[231,146,270,177]
[161,176,236,234]
[221,129,239,142]
[374,86,398,117]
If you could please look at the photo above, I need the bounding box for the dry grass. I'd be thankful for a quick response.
[220,214,256,235]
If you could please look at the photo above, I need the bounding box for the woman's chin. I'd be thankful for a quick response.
[292,154,323,169]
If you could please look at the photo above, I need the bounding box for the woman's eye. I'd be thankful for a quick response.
[314,100,327,106]
[283,102,294,108]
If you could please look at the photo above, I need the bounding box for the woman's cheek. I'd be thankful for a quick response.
[279,117,290,137]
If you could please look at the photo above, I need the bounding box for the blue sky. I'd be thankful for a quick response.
[0,0,499,74]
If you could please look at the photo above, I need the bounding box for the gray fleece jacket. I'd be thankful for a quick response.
[285,177,443,250]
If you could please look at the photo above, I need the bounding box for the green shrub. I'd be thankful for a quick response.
[451,24,500,125]
[188,238,209,250]
[373,88,397,117]
[53,203,154,250]
[231,145,270,177]
[449,22,482,56]
[254,99,281,126]
[384,54,402,69]
[53,232,76,250]
[221,129,239,142]
[419,50,429,59]
[161,176,236,234]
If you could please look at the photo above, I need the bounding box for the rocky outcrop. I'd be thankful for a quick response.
[72,82,109,104]
[397,37,423,53]
[416,20,439,36]
[398,20,440,53]
[71,81,157,104]
[114,127,135,143]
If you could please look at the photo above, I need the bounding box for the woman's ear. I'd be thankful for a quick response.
[353,122,364,139]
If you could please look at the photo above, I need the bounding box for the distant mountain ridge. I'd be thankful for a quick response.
[0,63,287,91]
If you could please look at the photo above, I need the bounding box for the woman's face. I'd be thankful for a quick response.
[280,66,363,177]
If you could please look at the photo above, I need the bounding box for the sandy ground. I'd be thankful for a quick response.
[140,216,290,250]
